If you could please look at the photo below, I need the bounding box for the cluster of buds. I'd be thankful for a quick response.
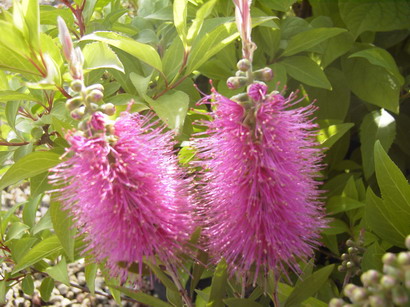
[226,59,273,90]
[330,235,410,307]
[338,237,365,277]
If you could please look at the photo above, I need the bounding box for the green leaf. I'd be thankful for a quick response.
[322,219,349,235]
[284,265,334,307]
[343,56,400,114]
[224,298,263,307]
[50,201,76,261]
[22,0,40,50]
[372,141,410,245]
[281,56,331,89]
[365,188,405,247]
[39,277,54,302]
[173,0,188,46]
[13,235,63,273]
[8,237,37,263]
[81,32,162,72]
[327,196,365,215]
[22,275,34,295]
[30,172,53,197]
[45,257,70,286]
[111,285,172,307]
[85,263,98,295]
[23,195,41,227]
[283,27,346,56]
[0,280,6,304]
[258,0,296,12]
[0,151,60,191]
[339,0,410,38]
[0,91,40,102]
[306,68,350,121]
[145,262,179,293]
[321,32,354,68]
[0,44,40,76]
[187,0,217,45]
[317,122,354,149]
[361,241,384,272]
[207,259,227,307]
[187,17,273,75]
[360,109,396,179]
[349,47,404,85]
[32,210,52,235]
[83,42,124,73]
[6,222,29,241]
[147,91,189,132]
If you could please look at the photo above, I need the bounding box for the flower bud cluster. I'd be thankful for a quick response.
[330,235,410,307]
[338,238,365,276]
[226,59,273,90]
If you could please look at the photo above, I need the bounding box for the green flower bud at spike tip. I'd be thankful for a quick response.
[70,80,83,92]
[253,67,273,82]
[329,298,344,307]
[380,275,396,289]
[88,90,104,103]
[382,252,397,265]
[226,76,247,89]
[237,59,251,71]
[346,239,355,247]
[392,285,409,306]
[351,288,367,303]
[66,97,82,111]
[369,295,387,307]
[86,84,104,94]
[71,108,85,120]
[57,16,73,62]
[101,103,116,116]
[397,252,410,265]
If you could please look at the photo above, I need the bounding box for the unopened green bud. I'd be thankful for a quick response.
[231,93,249,103]
[66,97,82,111]
[89,103,99,112]
[86,84,104,94]
[237,59,251,72]
[71,107,85,120]
[341,253,349,260]
[392,285,409,305]
[351,288,367,302]
[405,270,410,289]
[382,253,396,265]
[70,80,83,92]
[227,77,247,89]
[397,252,410,265]
[383,264,400,278]
[346,239,355,247]
[235,70,247,77]
[87,90,103,102]
[253,67,273,82]
[344,284,357,297]
[338,265,346,272]
[346,261,354,269]
[101,103,116,116]
[369,295,387,307]
[348,247,358,254]
[361,270,380,286]
[380,275,396,289]
[329,298,344,307]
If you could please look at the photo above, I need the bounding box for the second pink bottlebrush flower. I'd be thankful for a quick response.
[193,83,326,282]
[50,112,194,280]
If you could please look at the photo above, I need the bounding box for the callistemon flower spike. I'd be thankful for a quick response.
[192,0,326,284]
[50,102,194,281]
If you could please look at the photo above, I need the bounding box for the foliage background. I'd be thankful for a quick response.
[0,0,409,305]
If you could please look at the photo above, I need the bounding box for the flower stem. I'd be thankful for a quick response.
[166,265,193,307]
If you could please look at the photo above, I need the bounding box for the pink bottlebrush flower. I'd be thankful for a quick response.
[193,83,326,282]
[50,112,193,280]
